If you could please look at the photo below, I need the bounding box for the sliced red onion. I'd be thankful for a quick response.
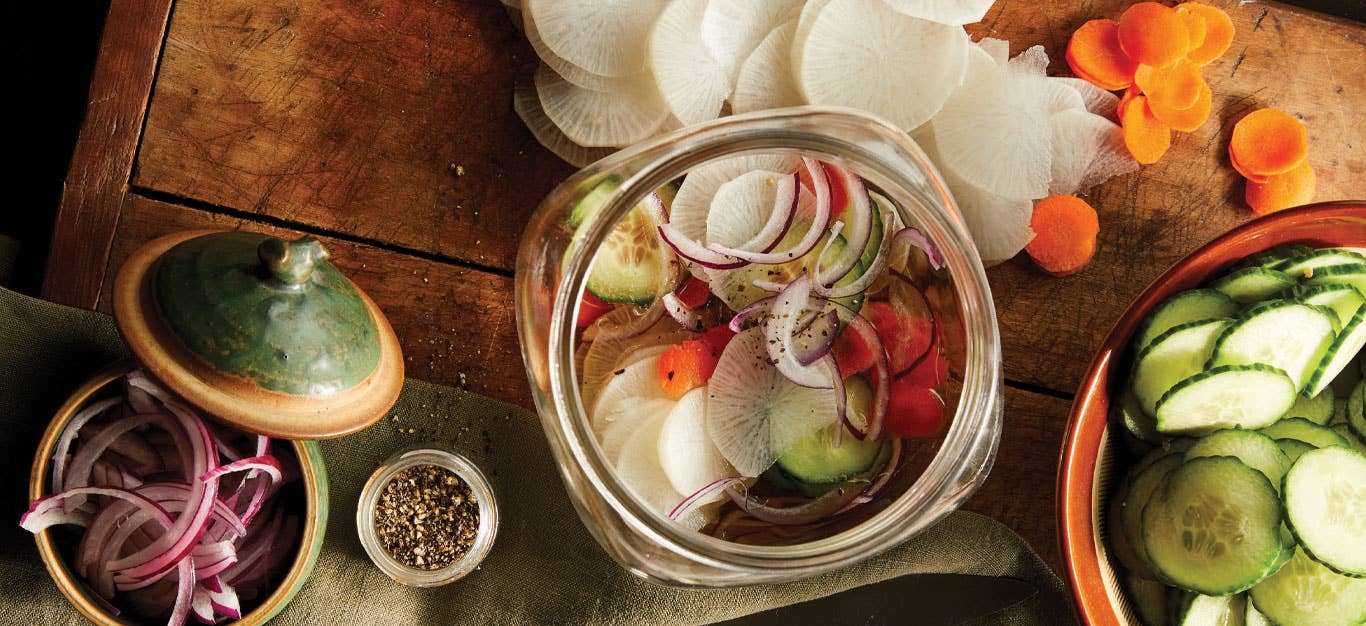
[750,279,786,294]
[814,165,874,287]
[733,172,800,255]
[658,223,749,270]
[51,396,121,494]
[837,439,903,514]
[208,578,242,619]
[65,413,164,502]
[726,480,865,525]
[899,225,945,270]
[668,477,746,522]
[812,211,896,300]
[888,270,939,378]
[728,296,776,332]
[834,303,890,441]
[593,299,666,342]
[707,158,832,265]
[793,310,840,366]
[764,275,833,389]
[826,356,847,448]
[661,292,703,331]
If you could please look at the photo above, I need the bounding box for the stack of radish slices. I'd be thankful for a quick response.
[511,0,1138,265]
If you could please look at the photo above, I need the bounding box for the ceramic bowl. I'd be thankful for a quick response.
[27,361,329,625]
[1057,202,1366,625]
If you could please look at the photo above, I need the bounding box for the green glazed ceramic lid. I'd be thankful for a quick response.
[113,230,404,439]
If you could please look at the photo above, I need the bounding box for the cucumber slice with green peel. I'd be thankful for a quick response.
[1276,438,1316,463]
[1304,305,1366,397]
[1123,454,1185,578]
[1283,447,1366,576]
[1287,385,1335,425]
[1248,548,1366,626]
[1260,417,1351,450]
[774,376,883,484]
[1237,244,1315,272]
[567,177,621,230]
[1212,267,1296,305]
[1303,263,1366,297]
[1184,429,1291,493]
[1109,475,1151,576]
[1124,573,1170,626]
[1136,289,1239,353]
[1279,249,1366,278]
[1244,602,1272,626]
[1155,365,1297,435]
[1132,438,1197,474]
[1173,593,1245,626]
[1291,283,1366,327]
[585,204,673,305]
[1133,319,1232,417]
[859,194,886,272]
[1330,424,1366,455]
[1207,301,1338,393]
[1142,456,1286,595]
[1115,385,1163,445]
[1350,380,1365,438]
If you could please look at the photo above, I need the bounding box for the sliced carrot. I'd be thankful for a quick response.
[1118,3,1191,68]
[657,339,721,398]
[1229,108,1308,176]
[1176,6,1208,53]
[1026,195,1100,277]
[1066,19,1140,90]
[1231,149,1271,184]
[1245,161,1316,215]
[1147,81,1212,132]
[1178,3,1235,65]
[1116,86,1142,121]
[1121,96,1173,165]
[1134,60,1205,111]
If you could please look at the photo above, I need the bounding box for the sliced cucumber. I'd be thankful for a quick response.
[1115,385,1163,445]
[1350,380,1366,439]
[1237,243,1314,271]
[1292,283,1366,327]
[774,376,882,484]
[1142,456,1285,594]
[567,177,621,230]
[1173,592,1245,626]
[1124,573,1170,626]
[1287,386,1335,425]
[584,203,672,305]
[1330,424,1366,455]
[1275,438,1316,463]
[1136,289,1239,353]
[1244,601,1272,626]
[1184,429,1290,493]
[1123,454,1185,579]
[1134,438,1196,474]
[709,220,863,314]
[1248,548,1366,626]
[1110,472,1151,576]
[1303,263,1366,297]
[1155,365,1296,435]
[1305,305,1366,397]
[1207,301,1338,393]
[1279,248,1366,278]
[1283,447,1366,576]
[1212,267,1295,305]
[1260,417,1351,450]
[860,193,886,272]
[1134,319,1232,417]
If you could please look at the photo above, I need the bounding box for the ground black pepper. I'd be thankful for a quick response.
[374,464,479,570]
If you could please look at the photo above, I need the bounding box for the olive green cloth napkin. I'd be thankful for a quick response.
[0,287,1075,625]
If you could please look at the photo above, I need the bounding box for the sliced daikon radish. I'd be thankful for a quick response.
[649,0,733,125]
[1049,109,1129,196]
[700,0,804,80]
[921,130,1035,265]
[1055,77,1121,118]
[708,328,837,477]
[524,0,668,77]
[799,0,970,131]
[1078,121,1140,194]
[593,355,672,433]
[670,153,803,248]
[534,64,670,148]
[1043,78,1086,114]
[615,411,689,521]
[523,9,615,91]
[881,0,996,25]
[582,327,686,413]
[599,397,675,462]
[1007,44,1050,77]
[932,45,1052,200]
[789,0,832,86]
[513,76,617,167]
[658,387,733,498]
[977,37,1010,65]
[732,20,805,114]
[705,170,789,248]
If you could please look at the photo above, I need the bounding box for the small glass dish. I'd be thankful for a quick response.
[356,446,499,587]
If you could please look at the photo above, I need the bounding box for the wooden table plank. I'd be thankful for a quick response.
[104,195,527,407]
[133,0,570,271]
[973,0,1366,394]
[40,0,174,309]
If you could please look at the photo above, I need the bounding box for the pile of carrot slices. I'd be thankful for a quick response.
[1066,2,1233,165]
[1230,108,1315,215]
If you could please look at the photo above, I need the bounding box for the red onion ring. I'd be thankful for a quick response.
[668,477,746,522]
[814,165,874,287]
[707,158,832,265]
[832,302,890,441]
[764,275,834,389]
[725,480,865,525]
[661,292,703,331]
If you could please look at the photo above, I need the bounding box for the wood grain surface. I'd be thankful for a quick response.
[40,0,175,309]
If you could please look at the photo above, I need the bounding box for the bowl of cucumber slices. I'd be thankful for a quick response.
[1059,202,1366,626]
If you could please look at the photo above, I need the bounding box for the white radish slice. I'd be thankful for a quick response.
[1007,44,1050,77]
[614,411,691,523]
[788,0,832,89]
[523,9,615,91]
[1079,121,1140,194]
[977,37,1010,65]
[582,325,687,413]
[1054,77,1121,119]
[700,0,804,79]
[513,76,617,167]
[599,397,675,461]
[708,328,837,477]
[524,0,668,77]
[1049,109,1131,196]
[592,355,671,433]
[920,130,1035,265]
[1043,78,1087,114]
[932,44,1052,200]
[732,20,805,114]
[670,154,803,278]
[649,0,734,126]
[705,170,788,248]
[534,64,670,148]
[658,387,733,498]
[880,0,996,26]
[799,0,970,131]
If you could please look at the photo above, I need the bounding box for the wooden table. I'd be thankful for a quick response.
[45,0,1364,576]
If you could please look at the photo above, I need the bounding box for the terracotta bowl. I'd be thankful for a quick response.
[1057,202,1366,625]
[27,361,329,625]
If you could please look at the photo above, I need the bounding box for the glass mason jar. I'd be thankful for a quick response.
[514,107,1003,586]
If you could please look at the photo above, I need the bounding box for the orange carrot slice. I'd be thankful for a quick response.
[1118,3,1191,68]
[1148,81,1212,132]
[1231,149,1271,184]
[1121,96,1173,165]
[1178,3,1235,65]
[1116,86,1142,121]
[1229,108,1308,176]
[1245,161,1316,215]
[1026,195,1100,277]
[1134,60,1205,111]
[1176,6,1208,52]
[1066,19,1140,90]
